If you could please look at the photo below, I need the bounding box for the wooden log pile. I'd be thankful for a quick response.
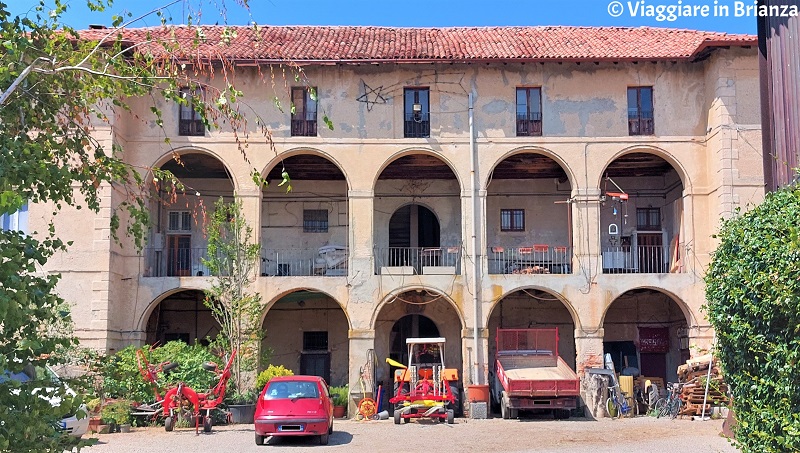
[677,354,729,417]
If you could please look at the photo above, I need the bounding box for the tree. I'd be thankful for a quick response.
[0,0,312,450]
[704,185,800,453]
[202,197,262,393]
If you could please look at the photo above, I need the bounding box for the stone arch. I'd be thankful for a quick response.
[483,146,577,192]
[148,146,241,193]
[599,286,696,329]
[372,148,464,193]
[139,287,219,346]
[370,285,466,331]
[600,287,693,383]
[260,288,351,386]
[260,147,352,192]
[136,285,211,333]
[260,287,352,330]
[597,145,692,191]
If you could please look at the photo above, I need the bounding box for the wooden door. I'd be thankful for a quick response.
[300,353,331,384]
[167,235,191,276]
[637,233,664,273]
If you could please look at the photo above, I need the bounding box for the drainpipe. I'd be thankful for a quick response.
[469,90,481,385]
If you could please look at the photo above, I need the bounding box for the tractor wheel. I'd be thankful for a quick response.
[449,383,463,417]
[203,416,213,432]
[446,409,455,424]
[394,410,401,425]
[403,415,410,423]
[254,433,265,445]
[164,416,175,432]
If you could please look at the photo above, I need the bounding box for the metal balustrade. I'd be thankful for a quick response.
[143,247,212,277]
[602,244,684,274]
[261,248,348,277]
[487,245,573,275]
[374,246,462,275]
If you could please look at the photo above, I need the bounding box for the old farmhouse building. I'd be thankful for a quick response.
[15,25,764,413]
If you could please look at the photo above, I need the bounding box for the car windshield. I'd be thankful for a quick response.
[263,380,319,400]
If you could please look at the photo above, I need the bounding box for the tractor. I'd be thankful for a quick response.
[389,337,460,424]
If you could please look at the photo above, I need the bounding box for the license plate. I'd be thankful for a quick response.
[278,424,303,432]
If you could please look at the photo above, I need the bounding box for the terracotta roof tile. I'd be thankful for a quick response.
[80,25,756,63]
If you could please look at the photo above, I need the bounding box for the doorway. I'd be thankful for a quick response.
[167,235,191,276]
[389,204,440,249]
[637,233,664,273]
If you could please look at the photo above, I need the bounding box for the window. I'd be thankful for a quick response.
[179,87,205,136]
[291,87,318,136]
[1,201,28,233]
[636,208,661,231]
[516,87,542,136]
[404,88,430,138]
[628,87,654,135]
[303,209,328,233]
[167,211,192,232]
[500,209,525,232]
[303,331,329,351]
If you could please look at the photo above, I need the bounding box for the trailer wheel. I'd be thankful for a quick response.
[394,410,401,425]
[164,416,175,432]
[554,409,571,420]
[203,416,213,432]
[500,395,510,419]
[448,384,462,417]
[446,409,455,424]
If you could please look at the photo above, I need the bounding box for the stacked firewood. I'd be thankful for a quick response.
[677,354,729,417]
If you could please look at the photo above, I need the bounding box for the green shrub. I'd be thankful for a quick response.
[255,365,294,391]
[705,185,800,453]
[329,385,349,407]
[101,400,132,425]
[101,341,221,404]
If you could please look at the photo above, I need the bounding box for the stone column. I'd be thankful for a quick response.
[575,327,605,418]
[348,329,375,416]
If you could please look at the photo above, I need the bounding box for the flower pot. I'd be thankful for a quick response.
[333,405,346,419]
[119,423,131,433]
[228,404,256,424]
[88,417,102,433]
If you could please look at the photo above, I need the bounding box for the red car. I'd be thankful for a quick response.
[254,375,334,445]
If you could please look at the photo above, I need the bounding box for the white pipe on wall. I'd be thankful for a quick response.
[469,90,482,385]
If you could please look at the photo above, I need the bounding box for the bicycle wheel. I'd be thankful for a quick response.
[669,399,682,419]
[606,397,619,419]
[652,398,666,418]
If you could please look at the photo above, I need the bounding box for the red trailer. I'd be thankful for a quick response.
[491,328,580,419]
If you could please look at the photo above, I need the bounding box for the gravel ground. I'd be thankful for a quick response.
[85,415,738,453]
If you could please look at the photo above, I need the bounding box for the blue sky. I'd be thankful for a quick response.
[10,0,757,34]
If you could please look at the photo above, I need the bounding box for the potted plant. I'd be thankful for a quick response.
[330,385,349,418]
[226,388,258,424]
[101,400,132,433]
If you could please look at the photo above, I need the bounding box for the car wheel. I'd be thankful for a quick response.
[203,417,213,433]
[329,420,333,435]
[164,416,175,432]
[254,433,264,446]
[319,432,329,445]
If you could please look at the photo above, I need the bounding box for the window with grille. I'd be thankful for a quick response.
[627,87,654,135]
[291,87,318,136]
[500,209,525,232]
[303,209,328,233]
[179,87,205,136]
[303,331,328,351]
[636,208,661,231]
[516,87,542,136]
[404,88,430,138]
[168,211,192,232]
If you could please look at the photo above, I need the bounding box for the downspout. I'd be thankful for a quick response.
[469,90,482,385]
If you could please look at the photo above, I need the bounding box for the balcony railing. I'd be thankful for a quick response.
[628,109,654,135]
[602,245,684,274]
[374,246,462,275]
[404,113,430,138]
[291,119,317,137]
[516,112,542,136]
[143,247,212,277]
[261,247,348,277]
[487,245,572,275]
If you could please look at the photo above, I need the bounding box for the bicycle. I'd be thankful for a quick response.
[654,382,683,419]
[606,382,633,419]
